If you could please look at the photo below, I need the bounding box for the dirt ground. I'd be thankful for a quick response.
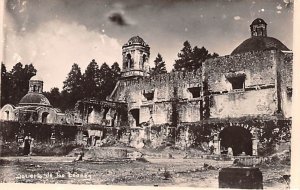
[0,156,290,189]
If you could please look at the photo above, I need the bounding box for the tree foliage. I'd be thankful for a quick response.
[151,53,167,76]
[43,87,61,109]
[1,62,36,106]
[1,63,11,107]
[173,41,218,71]
[50,60,121,110]
[61,63,83,109]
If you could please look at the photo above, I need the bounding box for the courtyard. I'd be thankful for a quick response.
[0,155,290,189]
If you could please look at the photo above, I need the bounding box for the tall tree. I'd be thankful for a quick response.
[43,87,61,108]
[1,63,11,106]
[151,53,167,75]
[98,62,114,100]
[173,41,193,71]
[82,59,100,98]
[173,41,219,71]
[10,62,36,105]
[62,63,83,108]
[111,62,121,86]
[111,62,121,79]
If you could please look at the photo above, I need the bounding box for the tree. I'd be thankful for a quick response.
[173,41,219,71]
[82,59,101,98]
[151,53,167,75]
[44,87,61,108]
[111,62,121,80]
[173,41,193,71]
[62,63,83,108]
[98,62,115,100]
[1,63,11,106]
[10,62,36,105]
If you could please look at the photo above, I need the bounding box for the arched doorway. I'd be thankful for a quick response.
[42,112,49,123]
[5,110,9,120]
[219,126,252,156]
[130,109,140,127]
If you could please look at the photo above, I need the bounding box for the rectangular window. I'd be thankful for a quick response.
[188,87,201,98]
[225,72,246,91]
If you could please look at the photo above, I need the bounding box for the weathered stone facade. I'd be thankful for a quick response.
[0,76,66,124]
[76,18,292,156]
[1,18,291,157]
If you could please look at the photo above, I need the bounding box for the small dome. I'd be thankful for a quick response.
[19,93,51,107]
[125,36,148,46]
[30,75,43,81]
[231,36,289,55]
[251,18,267,26]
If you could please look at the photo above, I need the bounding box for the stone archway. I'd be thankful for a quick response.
[42,112,49,123]
[219,126,253,156]
[129,109,140,127]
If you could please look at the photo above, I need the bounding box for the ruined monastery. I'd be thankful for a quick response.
[0,18,292,156]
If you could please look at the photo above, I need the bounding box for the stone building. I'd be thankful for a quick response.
[0,75,66,124]
[70,18,293,155]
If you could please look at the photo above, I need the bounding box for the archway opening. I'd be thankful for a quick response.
[130,109,140,127]
[42,112,49,123]
[5,110,9,120]
[219,126,252,156]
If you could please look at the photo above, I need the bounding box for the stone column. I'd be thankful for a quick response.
[252,137,259,156]
[213,134,220,154]
[251,129,259,156]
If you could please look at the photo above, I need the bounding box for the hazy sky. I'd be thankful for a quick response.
[3,0,294,91]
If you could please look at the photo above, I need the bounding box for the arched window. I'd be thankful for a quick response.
[127,54,133,68]
[142,54,147,69]
[42,112,49,123]
[5,111,9,120]
[33,85,37,92]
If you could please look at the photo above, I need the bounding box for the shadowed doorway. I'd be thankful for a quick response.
[219,126,252,156]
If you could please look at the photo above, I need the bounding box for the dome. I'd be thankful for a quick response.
[19,93,51,107]
[30,75,43,81]
[231,36,289,55]
[124,36,148,46]
[250,18,267,26]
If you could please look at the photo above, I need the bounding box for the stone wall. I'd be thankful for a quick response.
[204,51,276,92]
[0,121,81,156]
[280,52,293,118]
[110,70,202,128]
[209,88,277,118]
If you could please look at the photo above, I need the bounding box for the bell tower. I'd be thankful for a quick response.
[121,36,150,78]
[28,75,43,94]
[250,18,267,37]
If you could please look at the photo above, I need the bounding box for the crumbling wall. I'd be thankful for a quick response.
[210,89,277,118]
[0,121,81,156]
[0,104,16,121]
[280,52,293,118]
[87,107,103,124]
[204,51,276,92]
[178,101,201,122]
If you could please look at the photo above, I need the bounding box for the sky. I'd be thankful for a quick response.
[2,0,294,91]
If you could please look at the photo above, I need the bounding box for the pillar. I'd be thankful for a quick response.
[252,137,259,156]
[213,134,220,154]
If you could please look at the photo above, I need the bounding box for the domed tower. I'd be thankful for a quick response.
[231,18,289,55]
[19,75,51,107]
[121,36,150,78]
[250,18,267,37]
[28,75,44,93]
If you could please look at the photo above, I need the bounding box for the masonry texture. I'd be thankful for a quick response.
[0,18,292,157]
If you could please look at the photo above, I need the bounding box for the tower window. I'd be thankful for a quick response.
[188,87,201,98]
[142,54,147,69]
[225,72,246,91]
[33,85,37,92]
[143,89,154,100]
[127,54,133,68]
[5,111,9,120]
